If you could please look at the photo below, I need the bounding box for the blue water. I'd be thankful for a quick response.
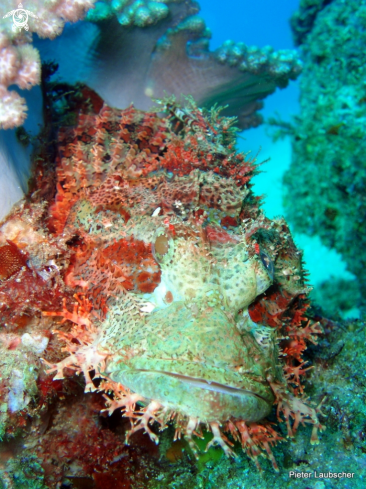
[200,0,356,312]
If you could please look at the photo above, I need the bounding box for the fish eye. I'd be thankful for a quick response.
[155,234,169,256]
[152,232,173,263]
[259,251,274,280]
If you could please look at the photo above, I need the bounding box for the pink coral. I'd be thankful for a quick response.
[0,0,95,129]
[0,39,40,128]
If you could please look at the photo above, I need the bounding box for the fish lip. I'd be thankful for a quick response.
[135,368,272,406]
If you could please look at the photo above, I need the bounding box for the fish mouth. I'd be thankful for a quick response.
[111,366,274,422]
[135,369,272,407]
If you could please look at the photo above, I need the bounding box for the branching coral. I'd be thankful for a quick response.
[0,0,95,129]
[86,0,172,26]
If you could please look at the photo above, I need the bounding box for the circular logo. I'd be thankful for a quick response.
[13,7,28,29]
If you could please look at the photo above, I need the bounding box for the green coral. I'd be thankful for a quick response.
[156,15,211,53]
[283,0,366,313]
[290,0,334,46]
[310,278,361,319]
[86,0,177,26]
[214,40,301,82]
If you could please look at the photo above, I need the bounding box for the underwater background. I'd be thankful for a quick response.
[200,0,358,320]
[0,0,365,487]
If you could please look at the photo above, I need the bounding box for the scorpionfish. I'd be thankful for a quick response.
[0,92,325,471]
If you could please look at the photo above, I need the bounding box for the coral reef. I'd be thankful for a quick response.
[282,0,366,314]
[0,0,301,229]
[0,88,327,487]
[290,0,335,46]
[310,278,362,320]
[86,0,173,26]
[1,2,364,487]
[0,0,95,129]
[36,0,301,130]
[0,0,301,130]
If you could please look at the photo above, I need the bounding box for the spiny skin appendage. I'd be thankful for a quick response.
[125,401,163,445]
[206,422,237,458]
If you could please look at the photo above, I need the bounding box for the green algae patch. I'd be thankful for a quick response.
[194,429,224,471]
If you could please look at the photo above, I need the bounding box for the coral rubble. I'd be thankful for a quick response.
[283,0,366,314]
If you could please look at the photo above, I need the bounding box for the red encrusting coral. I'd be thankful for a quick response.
[35,392,159,488]
[0,266,66,329]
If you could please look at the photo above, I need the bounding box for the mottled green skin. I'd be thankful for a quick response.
[155,235,272,311]
[141,318,366,487]
[104,221,278,423]
[284,0,366,313]
[108,302,275,421]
